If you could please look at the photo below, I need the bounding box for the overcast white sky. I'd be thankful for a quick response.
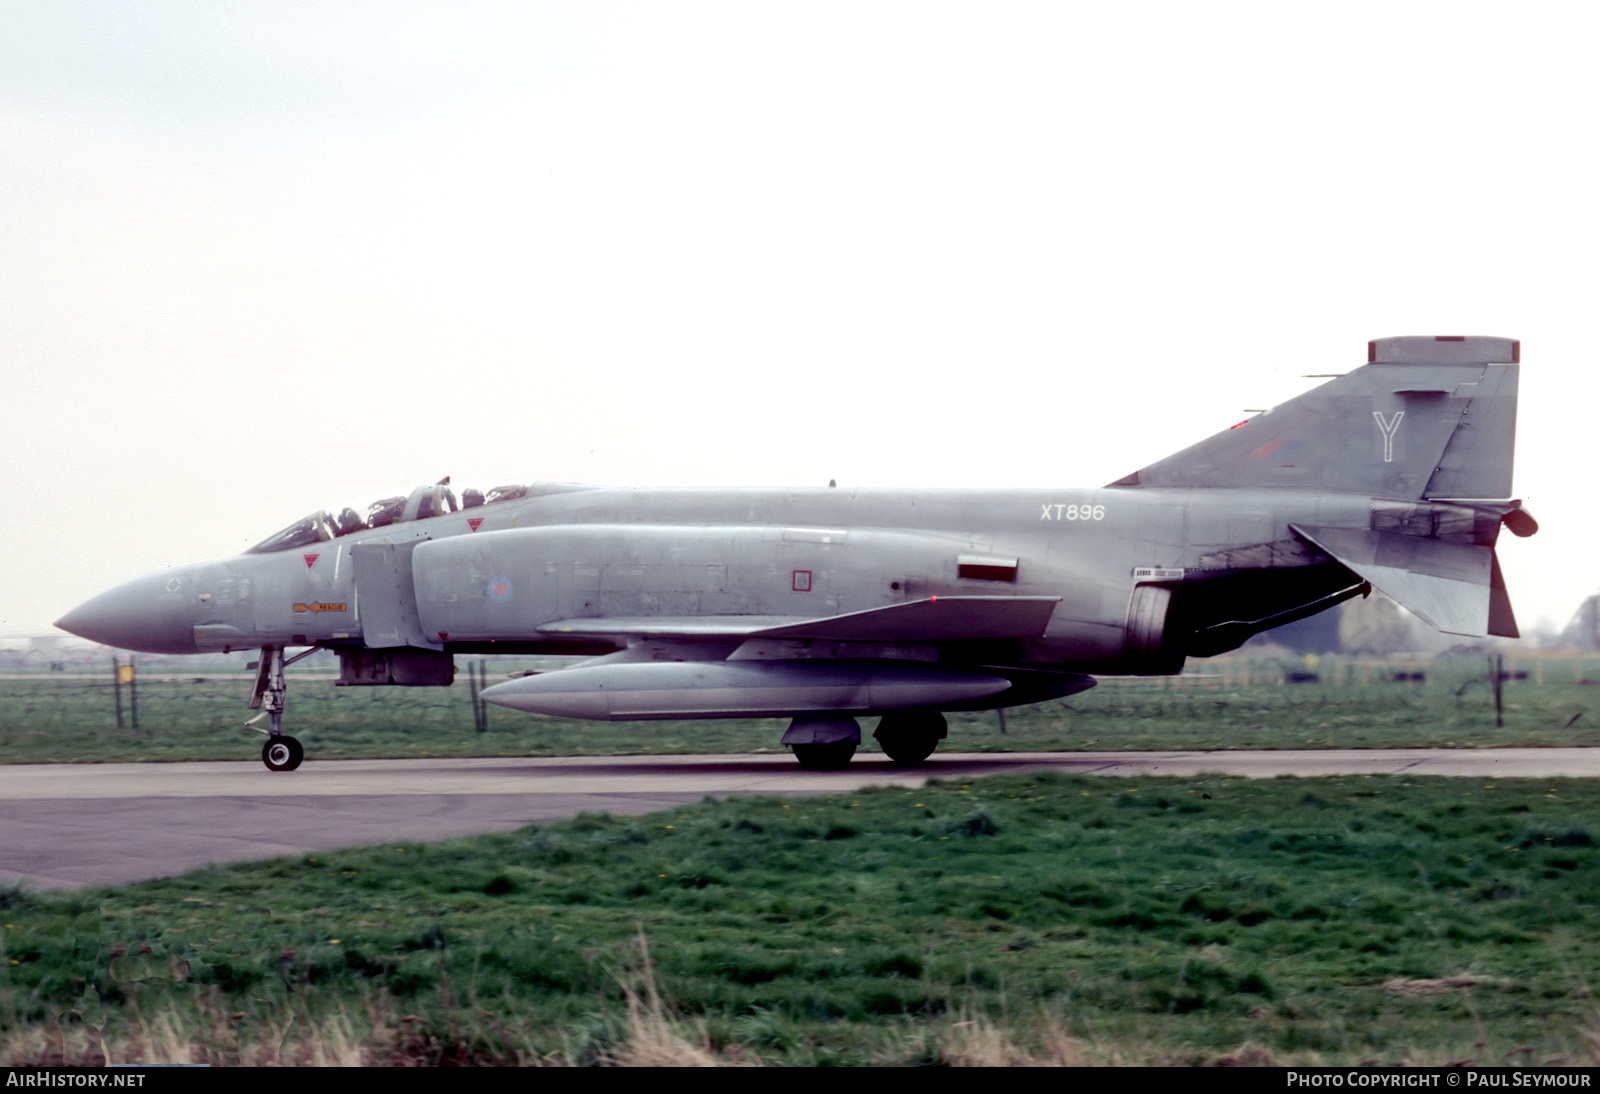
[2,2,1595,639]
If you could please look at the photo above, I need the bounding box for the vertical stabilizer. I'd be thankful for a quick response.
[1109,336,1520,502]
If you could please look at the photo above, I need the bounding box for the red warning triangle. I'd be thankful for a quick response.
[303,554,319,569]
[467,517,484,532]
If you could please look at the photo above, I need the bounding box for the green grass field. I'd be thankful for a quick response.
[3,653,1598,764]
[3,773,1597,1065]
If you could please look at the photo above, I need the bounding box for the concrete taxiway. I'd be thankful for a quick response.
[2,749,1596,890]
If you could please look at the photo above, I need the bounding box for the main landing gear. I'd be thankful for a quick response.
[791,742,858,769]
[783,716,860,770]
[782,710,951,769]
[873,710,947,765]
[248,646,315,772]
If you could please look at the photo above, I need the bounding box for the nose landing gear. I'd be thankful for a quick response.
[248,646,313,772]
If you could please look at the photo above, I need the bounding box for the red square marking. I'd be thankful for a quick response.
[792,570,812,592]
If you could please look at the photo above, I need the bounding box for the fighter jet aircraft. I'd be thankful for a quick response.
[57,335,1536,771]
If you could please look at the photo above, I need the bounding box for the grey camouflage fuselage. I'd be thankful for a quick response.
[57,335,1534,767]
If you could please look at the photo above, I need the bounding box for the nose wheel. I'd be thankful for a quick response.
[262,735,304,772]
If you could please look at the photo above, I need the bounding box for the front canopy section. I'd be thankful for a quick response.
[244,479,534,554]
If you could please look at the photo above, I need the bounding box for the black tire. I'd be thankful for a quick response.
[791,741,857,770]
[262,735,304,772]
[875,710,947,765]
[878,734,938,765]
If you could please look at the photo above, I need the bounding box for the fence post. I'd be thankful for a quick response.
[129,655,138,730]
[472,660,489,734]
[1491,653,1505,729]
[112,656,124,729]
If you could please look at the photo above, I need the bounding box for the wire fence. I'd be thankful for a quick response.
[2,652,1596,761]
[5,653,1595,720]
[0,669,484,738]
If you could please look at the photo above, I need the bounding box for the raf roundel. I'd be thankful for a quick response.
[487,576,514,604]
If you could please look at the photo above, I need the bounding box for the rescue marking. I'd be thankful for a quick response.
[467,517,484,532]
[792,570,813,592]
[303,553,320,569]
[1373,410,1405,462]
[1039,504,1106,521]
[293,602,348,614]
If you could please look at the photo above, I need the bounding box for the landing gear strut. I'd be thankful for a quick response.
[874,710,947,765]
[249,646,313,772]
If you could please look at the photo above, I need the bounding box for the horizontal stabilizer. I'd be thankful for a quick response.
[1290,523,1506,637]
[537,596,1061,644]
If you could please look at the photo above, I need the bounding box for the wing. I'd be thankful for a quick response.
[484,596,1080,720]
[534,595,1062,644]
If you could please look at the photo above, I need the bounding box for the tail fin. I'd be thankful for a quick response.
[1109,335,1520,501]
[1113,336,1533,639]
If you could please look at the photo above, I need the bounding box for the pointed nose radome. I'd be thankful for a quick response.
[56,569,199,654]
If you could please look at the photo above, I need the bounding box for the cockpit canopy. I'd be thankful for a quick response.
[246,480,532,554]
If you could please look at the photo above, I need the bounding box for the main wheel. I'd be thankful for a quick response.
[791,741,857,770]
[262,735,304,772]
[875,710,947,765]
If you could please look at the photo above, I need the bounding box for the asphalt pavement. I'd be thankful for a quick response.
[2,748,1595,889]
